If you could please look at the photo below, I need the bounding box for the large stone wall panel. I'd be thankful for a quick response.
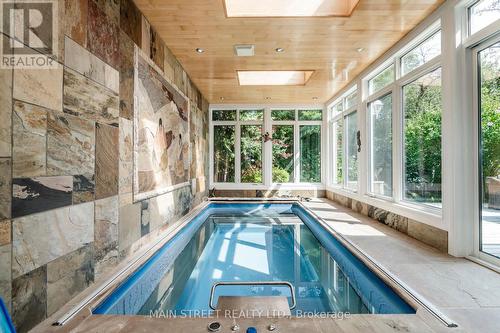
[63,68,119,126]
[13,57,63,112]
[12,202,94,278]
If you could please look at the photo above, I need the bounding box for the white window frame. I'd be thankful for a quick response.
[461,0,500,266]
[209,105,325,190]
[326,20,444,230]
[324,0,500,261]
[328,86,358,191]
[367,91,393,200]
[470,34,500,268]
[364,22,443,213]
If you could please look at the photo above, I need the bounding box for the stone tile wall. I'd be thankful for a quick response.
[326,191,448,253]
[0,1,209,331]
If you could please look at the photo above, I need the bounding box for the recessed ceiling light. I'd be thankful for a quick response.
[237,70,314,86]
[195,48,204,53]
[356,47,364,53]
[275,47,284,53]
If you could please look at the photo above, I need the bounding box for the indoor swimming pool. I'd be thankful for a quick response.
[93,203,414,317]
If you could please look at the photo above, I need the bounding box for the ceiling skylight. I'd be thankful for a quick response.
[237,71,314,86]
[224,0,359,17]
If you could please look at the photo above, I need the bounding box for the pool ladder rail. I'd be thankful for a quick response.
[209,281,296,311]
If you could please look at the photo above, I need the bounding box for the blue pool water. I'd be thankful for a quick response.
[94,203,414,316]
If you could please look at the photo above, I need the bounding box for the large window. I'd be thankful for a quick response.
[271,109,322,184]
[403,68,442,206]
[328,27,442,211]
[477,40,500,258]
[329,89,358,190]
[300,125,321,182]
[368,94,393,197]
[241,125,262,183]
[213,125,236,182]
[272,125,294,182]
[211,108,323,186]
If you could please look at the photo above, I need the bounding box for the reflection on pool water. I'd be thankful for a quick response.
[94,204,415,316]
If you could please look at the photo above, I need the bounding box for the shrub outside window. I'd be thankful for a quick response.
[402,68,442,206]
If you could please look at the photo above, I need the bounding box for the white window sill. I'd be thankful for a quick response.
[326,186,444,230]
[211,183,325,191]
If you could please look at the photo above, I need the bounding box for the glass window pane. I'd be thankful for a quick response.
[470,0,500,35]
[369,94,393,197]
[368,65,394,95]
[213,125,235,182]
[401,31,441,75]
[403,68,442,206]
[240,110,264,121]
[241,125,263,183]
[346,112,358,190]
[240,109,264,121]
[272,125,294,182]
[333,102,343,115]
[479,42,500,257]
[298,109,323,121]
[345,90,358,109]
[300,125,321,182]
[271,110,295,121]
[334,120,343,185]
[212,110,236,121]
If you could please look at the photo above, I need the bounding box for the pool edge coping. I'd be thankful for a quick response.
[295,200,458,328]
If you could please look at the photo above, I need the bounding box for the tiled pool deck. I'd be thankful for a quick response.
[33,198,500,333]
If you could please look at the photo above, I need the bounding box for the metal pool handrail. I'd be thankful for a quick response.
[209,281,296,310]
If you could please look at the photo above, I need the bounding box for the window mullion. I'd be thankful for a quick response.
[294,113,299,183]
[393,85,402,203]
[264,107,272,186]
[235,123,241,184]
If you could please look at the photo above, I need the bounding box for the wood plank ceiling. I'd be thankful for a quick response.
[134,0,445,104]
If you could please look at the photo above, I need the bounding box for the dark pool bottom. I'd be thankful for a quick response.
[93,203,415,316]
